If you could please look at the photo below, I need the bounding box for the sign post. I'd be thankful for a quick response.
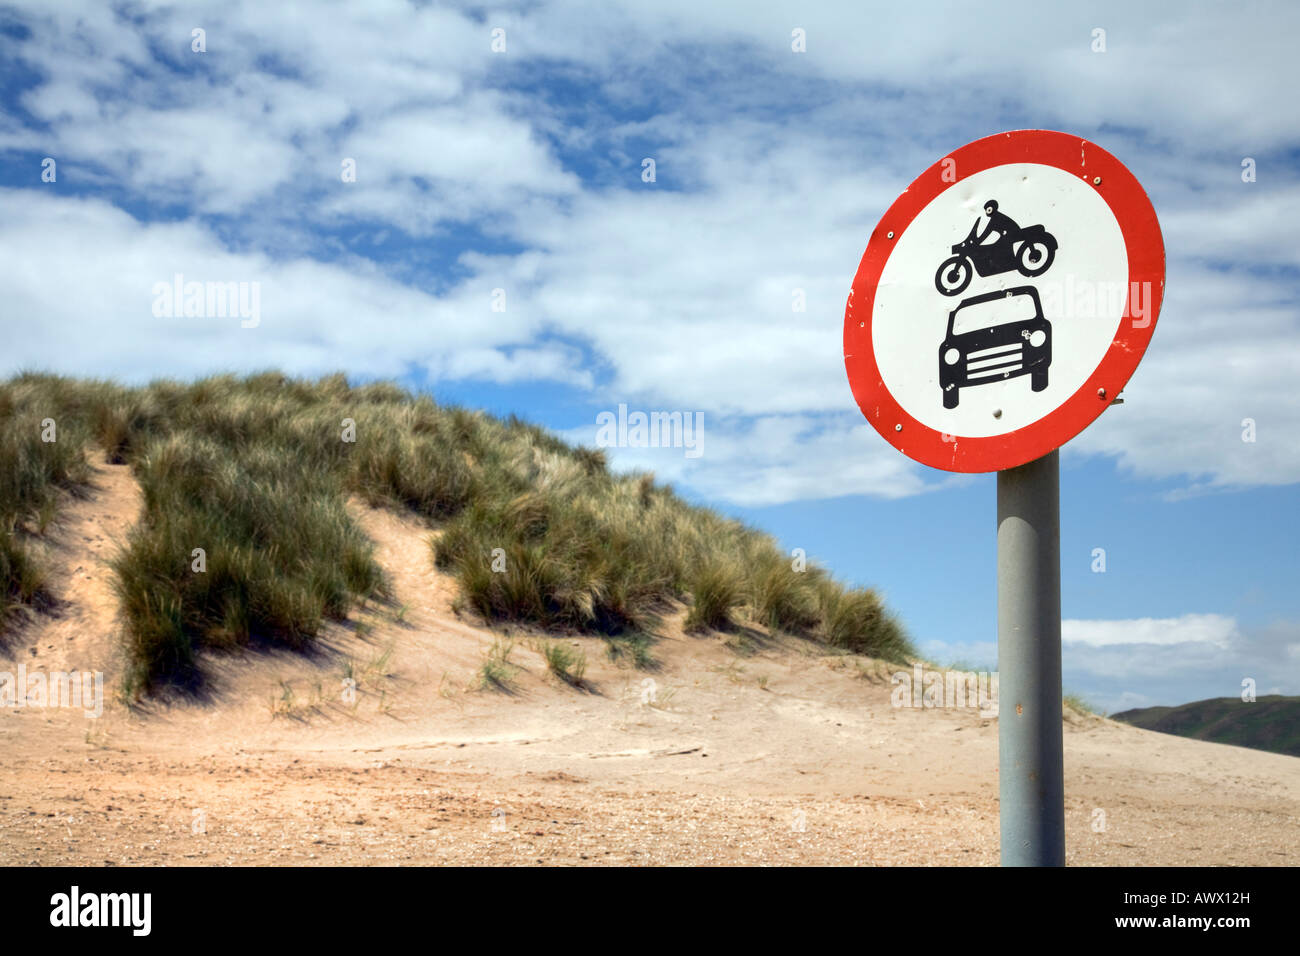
[843,130,1164,866]
[997,450,1064,866]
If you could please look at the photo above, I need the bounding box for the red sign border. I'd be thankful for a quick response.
[843,129,1165,473]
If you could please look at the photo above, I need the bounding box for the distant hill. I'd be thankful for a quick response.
[1112,695,1300,758]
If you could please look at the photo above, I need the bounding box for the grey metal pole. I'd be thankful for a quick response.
[997,449,1065,866]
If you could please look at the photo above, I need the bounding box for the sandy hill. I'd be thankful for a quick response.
[1,460,1297,866]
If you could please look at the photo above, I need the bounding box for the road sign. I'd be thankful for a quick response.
[844,129,1165,473]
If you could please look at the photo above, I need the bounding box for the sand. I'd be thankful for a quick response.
[1,461,1296,866]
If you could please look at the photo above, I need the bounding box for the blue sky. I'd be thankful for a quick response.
[1,1,1296,713]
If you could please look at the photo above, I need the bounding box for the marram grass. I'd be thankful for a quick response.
[0,371,914,693]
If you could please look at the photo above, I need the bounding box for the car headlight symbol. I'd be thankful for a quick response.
[944,348,960,366]
[1028,330,1046,348]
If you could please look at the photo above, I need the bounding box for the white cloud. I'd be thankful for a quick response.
[562,412,937,506]
[324,100,580,234]
[0,0,1298,505]
[0,190,571,387]
[926,615,1298,714]
[1058,614,1298,712]
[433,345,593,388]
[1062,613,1239,649]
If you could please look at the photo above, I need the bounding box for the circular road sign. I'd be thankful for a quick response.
[843,129,1165,473]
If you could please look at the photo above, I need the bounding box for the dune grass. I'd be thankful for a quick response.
[683,559,743,633]
[0,371,915,693]
[111,433,386,690]
[478,637,518,691]
[0,380,93,629]
[536,638,588,686]
[1063,693,1096,717]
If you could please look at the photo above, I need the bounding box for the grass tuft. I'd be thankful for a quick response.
[683,559,742,633]
[817,580,913,663]
[536,638,588,686]
[478,637,517,691]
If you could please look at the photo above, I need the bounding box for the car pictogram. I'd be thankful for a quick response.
[939,286,1051,409]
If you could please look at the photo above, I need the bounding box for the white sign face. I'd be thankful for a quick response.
[872,162,1128,438]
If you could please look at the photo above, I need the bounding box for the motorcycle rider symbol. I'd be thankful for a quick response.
[934,200,1058,296]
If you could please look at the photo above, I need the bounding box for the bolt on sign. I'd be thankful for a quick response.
[844,130,1165,472]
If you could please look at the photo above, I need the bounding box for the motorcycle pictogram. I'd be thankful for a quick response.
[934,199,1058,297]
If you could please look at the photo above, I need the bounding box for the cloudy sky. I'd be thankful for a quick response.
[1,1,1296,713]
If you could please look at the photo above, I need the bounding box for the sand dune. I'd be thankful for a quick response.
[1,463,1296,865]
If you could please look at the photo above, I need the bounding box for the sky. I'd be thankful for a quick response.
[0,0,1296,714]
